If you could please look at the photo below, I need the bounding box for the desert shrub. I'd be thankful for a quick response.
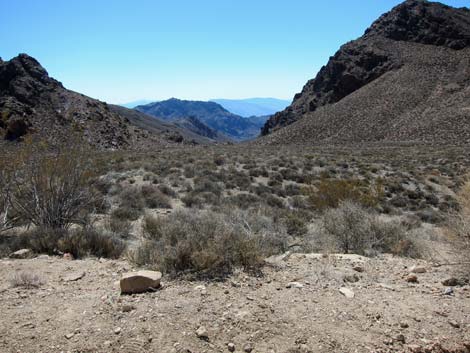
[13,227,66,255]
[141,185,172,209]
[9,271,45,289]
[58,227,126,259]
[322,201,414,256]
[224,193,260,209]
[447,179,470,263]
[280,211,310,236]
[193,178,223,196]
[132,209,288,277]
[104,217,133,239]
[7,138,95,229]
[157,184,177,198]
[304,178,383,211]
[264,194,285,208]
[111,206,141,221]
[181,192,205,208]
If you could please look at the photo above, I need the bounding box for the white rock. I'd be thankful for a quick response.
[64,271,85,282]
[339,287,355,298]
[410,266,426,274]
[9,249,33,259]
[286,282,304,289]
[196,326,208,339]
[120,270,162,294]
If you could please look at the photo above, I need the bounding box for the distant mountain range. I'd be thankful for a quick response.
[210,98,290,117]
[135,98,268,141]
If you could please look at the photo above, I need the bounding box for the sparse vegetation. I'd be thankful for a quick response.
[9,271,45,289]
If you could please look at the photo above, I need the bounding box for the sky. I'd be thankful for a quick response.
[1,0,468,104]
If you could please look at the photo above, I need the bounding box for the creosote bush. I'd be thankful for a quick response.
[5,137,96,230]
[304,178,383,211]
[132,209,288,277]
[322,200,418,257]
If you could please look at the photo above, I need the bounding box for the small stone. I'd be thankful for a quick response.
[410,266,426,274]
[444,287,454,295]
[395,334,406,344]
[449,320,460,328]
[120,270,162,294]
[244,343,254,352]
[121,304,136,313]
[286,282,303,289]
[343,274,360,283]
[65,333,74,340]
[64,271,85,282]
[10,249,33,259]
[339,287,355,298]
[114,327,121,335]
[63,253,74,261]
[400,321,409,328]
[227,342,235,352]
[352,266,364,273]
[406,275,418,283]
[103,341,112,347]
[442,277,460,287]
[196,326,208,340]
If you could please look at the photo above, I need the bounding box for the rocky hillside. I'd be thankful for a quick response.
[136,98,262,141]
[260,0,470,145]
[0,54,207,149]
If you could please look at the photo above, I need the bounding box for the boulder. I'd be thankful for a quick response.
[120,270,162,294]
[9,249,33,259]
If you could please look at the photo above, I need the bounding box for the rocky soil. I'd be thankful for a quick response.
[1,243,469,353]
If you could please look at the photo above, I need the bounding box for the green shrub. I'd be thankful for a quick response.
[304,178,383,211]
[132,209,288,277]
[322,201,415,256]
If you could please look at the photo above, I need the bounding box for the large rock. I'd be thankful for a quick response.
[9,249,33,259]
[120,270,162,294]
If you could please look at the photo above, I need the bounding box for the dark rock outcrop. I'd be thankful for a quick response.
[261,0,470,141]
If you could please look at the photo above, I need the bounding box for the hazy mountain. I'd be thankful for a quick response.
[136,98,261,141]
[260,0,470,145]
[211,98,290,118]
[119,100,153,109]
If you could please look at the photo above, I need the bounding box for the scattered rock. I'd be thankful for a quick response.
[114,327,121,335]
[442,277,460,287]
[9,249,33,259]
[121,304,136,313]
[65,333,74,340]
[286,282,304,289]
[449,320,460,328]
[227,342,235,352]
[63,253,74,261]
[406,275,418,283]
[64,271,85,282]
[343,274,360,283]
[339,287,355,298]
[243,343,254,352]
[196,326,209,340]
[443,287,454,296]
[400,321,409,328]
[410,266,426,274]
[395,334,406,344]
[120,270,162,294]
[352,266,364,273]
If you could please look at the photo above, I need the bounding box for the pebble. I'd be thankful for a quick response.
[400,322,409,328]
[352,266,364,273]
[286,282,304,289]
[406,275,418,283]
[244,343,254,352]
[395,334,406,344]
[339,287,355,298]
[449,320,460,328]
[227,342,235,352]
[410,266,426,274]
[444,287,454,296]
[114,327,121,335]
[65,333,74,340]
[196,326,209,340]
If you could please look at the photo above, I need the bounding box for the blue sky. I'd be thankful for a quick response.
[1,0,467,104]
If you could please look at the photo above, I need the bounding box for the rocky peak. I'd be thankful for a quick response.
[365,0,470,49]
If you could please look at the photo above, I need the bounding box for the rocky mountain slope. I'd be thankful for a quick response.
[136,98,262,141]
[260,0,470,145]
[0,54,208,149]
